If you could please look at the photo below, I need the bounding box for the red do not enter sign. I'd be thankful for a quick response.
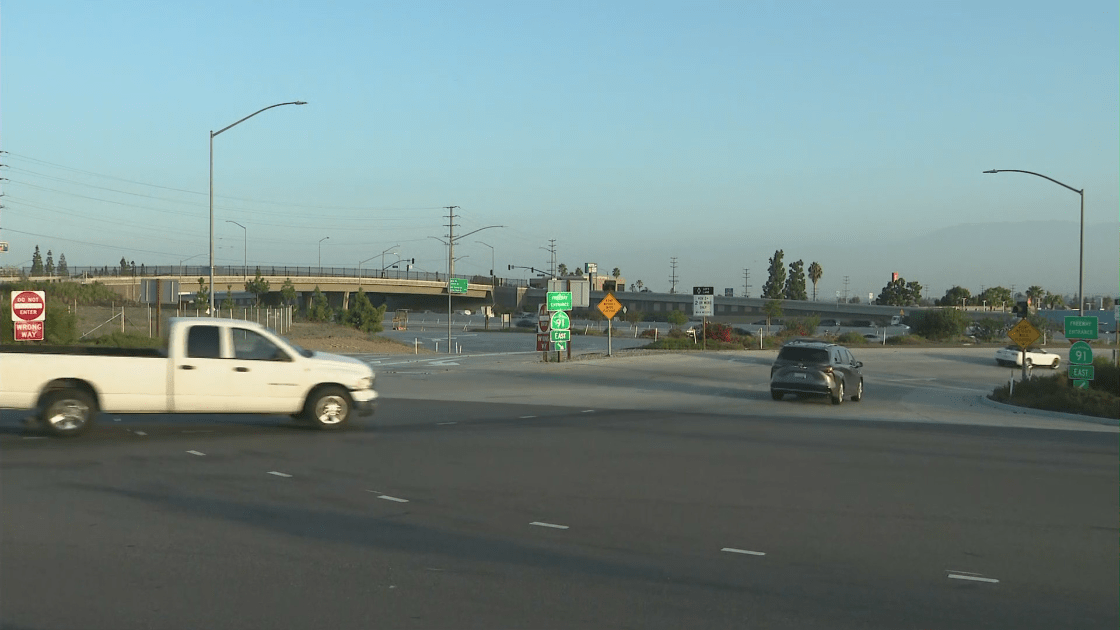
[11,290,46,322]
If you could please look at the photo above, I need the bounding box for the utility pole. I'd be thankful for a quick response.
[843,275,850,302]
[445,206,459,354]
[743,268,751,298]
[669,257,679,294]
[545,239,557,277]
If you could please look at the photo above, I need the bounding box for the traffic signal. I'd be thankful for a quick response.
[508,264,514,270]
[1012,300,1030,316]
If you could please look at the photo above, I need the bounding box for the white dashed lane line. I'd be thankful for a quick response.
[377,495,410,503]
[529,521,569,530]
[436,421,458,426]
[267,471,293,478]
[518,415,537,419]
[186,450,206,456]
[947,571,999,584]
[581,410,595,413]
[721,547,766,556]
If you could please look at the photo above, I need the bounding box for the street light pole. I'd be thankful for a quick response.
[380,245,399,278]
[983,169,1085,316]
[431,220,504,353]
[476,240,495,328]
[318,237,329,274]
[225,220,247,280]
[209,102,306,313]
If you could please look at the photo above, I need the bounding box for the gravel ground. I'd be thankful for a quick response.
[283,322,432,354]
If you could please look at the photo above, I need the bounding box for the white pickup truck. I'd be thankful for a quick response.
[0,318,378,437]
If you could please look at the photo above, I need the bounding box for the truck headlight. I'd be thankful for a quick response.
[357,375,374,390]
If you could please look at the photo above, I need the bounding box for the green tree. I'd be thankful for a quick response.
[193,277,210,311]
[341,289,386,333]
[784,259,808,301]
[574,267,583,277]
[119,257,129,276]
[280,278,297,306]
[876,277,922,306]
[612,267,621,278]
[1042,292,1066,310]
[306,286,333,322]
[624,309,645,325]
[977,286,1012,310]
[1025,286,1045,303]
[45,250,54,276]
[937,286,971,307]
[808,261,823,301]
[244,266,270,306]
[57,253,68,277]
[221,285,235,311]
[557,263,568,276]
[31,246,44,275]
[762,299,783,332]
[848,296,861,304]
[910,309,968,341]
[667,309,688,328]
[761,250,786,299]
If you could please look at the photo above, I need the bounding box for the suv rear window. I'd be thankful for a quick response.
[777,347,829,363]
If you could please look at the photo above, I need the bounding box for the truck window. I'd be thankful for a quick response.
[186,326,221,359]
[232,328,289,361]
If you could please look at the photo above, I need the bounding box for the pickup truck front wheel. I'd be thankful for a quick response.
[41,389,96,437]
[303,386,352,430]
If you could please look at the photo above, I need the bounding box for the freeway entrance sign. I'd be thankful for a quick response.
[449,277,468,294]
[1064,316,1098,340]
[546,291,572,311]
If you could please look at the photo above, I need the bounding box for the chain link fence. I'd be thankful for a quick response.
[73,304,295,340]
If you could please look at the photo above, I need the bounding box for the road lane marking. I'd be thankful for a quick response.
[722,547,766,556]
[581,409,595,413]
[946,570,983,576]
[186,450,206,456]
[436,421,458,425]
[529,521,569,530]
[947,574,999,583]
[376,495,409,503]
[181,430,215,434]
[267,471,292,478]
[519,415,537,419]
[133,431,147,436]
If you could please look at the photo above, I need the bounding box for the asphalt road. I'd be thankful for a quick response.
[1,348,1116,629]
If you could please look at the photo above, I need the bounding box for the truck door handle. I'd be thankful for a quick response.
[179,365,196,370]
[234,367,250,372]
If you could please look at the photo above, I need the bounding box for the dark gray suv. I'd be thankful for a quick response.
[770,340,863,404]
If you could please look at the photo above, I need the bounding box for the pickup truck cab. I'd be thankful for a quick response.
[0,318,378,437]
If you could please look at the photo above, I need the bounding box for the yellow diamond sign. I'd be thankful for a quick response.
[1007,318,1041,349]
[597,292,622,319]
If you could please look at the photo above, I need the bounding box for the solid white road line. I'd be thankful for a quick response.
[267,471,292,478]
[529,521,569,530]
[947,574,999,584]
[376,495,409,503]
[436,421,458,425]
[186,450,206,456]
[519,415,537,419]
[721,547,766,556]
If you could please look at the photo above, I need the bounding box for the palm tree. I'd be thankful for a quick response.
[636,279,644,292]
[612,267,621,278]
[558,263,568,276]
[808,262,823,301]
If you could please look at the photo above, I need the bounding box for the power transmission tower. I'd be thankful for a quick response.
[843,275,850,302]
[669,257,679,294]
[546,239,557,278]
[743,268,751,298]
[444,206,460,277]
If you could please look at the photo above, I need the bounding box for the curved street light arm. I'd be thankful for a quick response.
[213,101,307,138]
[983,169,1082,194]
[451,225,505,243]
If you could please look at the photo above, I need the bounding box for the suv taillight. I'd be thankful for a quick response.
[822,366,834,374]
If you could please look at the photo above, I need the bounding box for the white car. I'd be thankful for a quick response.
[995,345,1060,368]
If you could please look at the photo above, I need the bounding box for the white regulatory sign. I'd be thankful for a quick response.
[693,294,714,317]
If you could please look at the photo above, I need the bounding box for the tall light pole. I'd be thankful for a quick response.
[431,219,504,353]
[318,236,329,274]
[225,220,247,279]
[358,254,378,287]
[984,169,1085,316]
[380,244,399,278]
[210,100,306,315]
[179,253,205,280]
[476,240,495,327]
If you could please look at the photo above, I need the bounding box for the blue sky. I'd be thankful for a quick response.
[2,1,1117,301]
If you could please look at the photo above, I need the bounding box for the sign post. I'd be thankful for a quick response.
[693,287,714,350]
[597,293,623,357]
[1006,318,1041,382]
[11,290,46,341]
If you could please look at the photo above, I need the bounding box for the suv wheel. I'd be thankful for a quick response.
[770,390,783,401]
[831,381,845,405]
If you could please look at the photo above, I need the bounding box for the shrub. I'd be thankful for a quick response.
[703,322,733,343]
[886,334,926,345]
[990,371,1118,419]
[909,309,968,341]
[341,289,386,333]
[836,332,867,344]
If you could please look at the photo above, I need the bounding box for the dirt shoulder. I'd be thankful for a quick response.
[283,322,431,355]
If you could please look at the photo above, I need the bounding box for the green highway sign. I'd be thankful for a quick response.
[449,278,468,294]
[1064,316,1098,340]
[550,329,571,343]
[547,291,572,311]
[550,311,570,330]
[553,341,568,351]
[1069,341,1093,365]
[1072,380,1089,389]
[1068,364,1095,380]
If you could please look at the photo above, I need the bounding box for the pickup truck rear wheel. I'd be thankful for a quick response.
[41,389,96,437]
[304,386,352,429]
